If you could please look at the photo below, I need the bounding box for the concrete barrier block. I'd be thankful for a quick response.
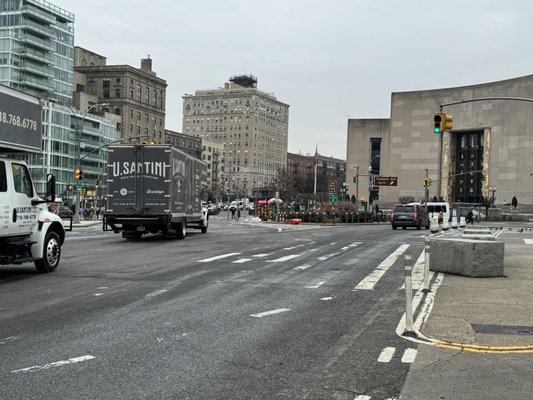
[429,237,504,277]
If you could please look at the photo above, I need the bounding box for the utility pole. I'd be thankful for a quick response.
[73,115,81,224]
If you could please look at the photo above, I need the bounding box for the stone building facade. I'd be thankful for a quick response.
[182,75,289,197]
[164,129,202,159]
[346,75,533,206]
[287,152,346,199]
[74,47,167,143]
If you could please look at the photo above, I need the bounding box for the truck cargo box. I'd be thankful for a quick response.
[104,144,208,238]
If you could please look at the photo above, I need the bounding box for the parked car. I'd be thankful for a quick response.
[207,203,220,215]
[391,204,430,230]
[58,205,73,219]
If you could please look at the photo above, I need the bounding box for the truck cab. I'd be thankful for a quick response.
[0,158,65,273]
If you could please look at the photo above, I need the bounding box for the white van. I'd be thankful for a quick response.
[408,202,451,222]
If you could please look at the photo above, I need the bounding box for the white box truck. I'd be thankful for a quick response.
[0,158,65,272]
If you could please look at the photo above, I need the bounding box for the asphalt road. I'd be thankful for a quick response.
[0,217,428,400]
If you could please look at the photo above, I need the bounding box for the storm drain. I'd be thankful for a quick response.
[471,324,533,336]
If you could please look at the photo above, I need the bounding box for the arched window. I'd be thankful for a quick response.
[350,195,356,204]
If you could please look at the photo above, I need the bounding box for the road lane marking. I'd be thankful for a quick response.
[353,244,410,290]
[252,254,270,258]
[232,258,252,264]
[305,281,326,289]
[146,289,168,297]
[377,347,396,363]
[0,336,20,345]
[525,239,533,244]
[267,254,301,263]
[342,242,362,251]
[92,293,104,297]
[353,396,371,400]
[401,348,417,364]
[250,308,290,318]
[198,253,241,263]
[318,252,340,261]
[283,245,305,250]
[96,287,108,290]
[320,296,334,301]
[294,264,312,270]
[11,355,96,373]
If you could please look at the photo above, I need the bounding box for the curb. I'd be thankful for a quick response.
[432,339,533,354]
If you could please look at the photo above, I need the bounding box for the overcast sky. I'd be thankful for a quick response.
[54,0,532,159]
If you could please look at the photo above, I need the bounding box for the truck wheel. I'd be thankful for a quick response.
[200,218,208,234]
[34,231,61,273]
[176,219,186,240]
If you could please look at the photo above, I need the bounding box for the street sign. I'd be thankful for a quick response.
[329,180,337,194]
[328,193,338,204]
[373,176,398,186]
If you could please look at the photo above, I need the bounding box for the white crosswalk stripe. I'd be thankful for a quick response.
[377,347,396,363]
[401,348,418,364]
[354,244,410,290]
[353,396,371,400]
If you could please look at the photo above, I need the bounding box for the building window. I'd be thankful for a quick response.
[129,89,134,99]
[137,84,142,101]
[136,126,141,135]
[102,80,110,98]
[129,124,133,133]
[115,88,121,98]
[114,107,121,115]
[129,109,133,118]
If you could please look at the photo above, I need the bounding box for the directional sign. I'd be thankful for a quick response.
[329,180,337,194]
[373,176,398,186]
[328,193,338,204]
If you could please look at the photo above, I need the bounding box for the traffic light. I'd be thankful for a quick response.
[352,173,357,183]
[95,178,100,187]
[424,178,433,187]
[433,112,453,134]
[74,168,83,181]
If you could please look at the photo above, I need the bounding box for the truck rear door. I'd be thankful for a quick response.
[108,145,170,215]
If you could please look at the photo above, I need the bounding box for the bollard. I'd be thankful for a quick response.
[404,255,415,335]
[430,215,440,235]
[423,238,430,293]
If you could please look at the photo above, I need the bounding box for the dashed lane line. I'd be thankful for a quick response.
[11,355,96,373]
[250,308,291,318]
[305,281,326,289]
[252,254,270,258]
[232,258,253,264]
[353,396,371,400]
[353,244,410,291]
[294,264,312,271]
[320,296,334,301]
[525,239,533,244]
[197,253,241,263]
[317,252,340,261]
[267,254,301,263]
[377,347,396,363]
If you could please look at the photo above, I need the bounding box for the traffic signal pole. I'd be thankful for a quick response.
[424,168,429,212]
[355,165,360,209]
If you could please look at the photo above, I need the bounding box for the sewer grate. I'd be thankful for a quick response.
[471,324,533,336]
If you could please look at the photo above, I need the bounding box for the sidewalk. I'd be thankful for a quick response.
[63,219,101,228]
[401,241,533,399]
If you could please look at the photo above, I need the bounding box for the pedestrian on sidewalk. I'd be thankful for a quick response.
[467,210,474,225]
[230,207,236,219]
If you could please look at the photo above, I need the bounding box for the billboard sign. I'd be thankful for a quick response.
[0,86,42,153]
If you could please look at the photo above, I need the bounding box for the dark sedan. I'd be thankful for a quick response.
[391,204,430,230]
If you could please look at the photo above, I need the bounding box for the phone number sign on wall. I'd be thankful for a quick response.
[0,87,42,153]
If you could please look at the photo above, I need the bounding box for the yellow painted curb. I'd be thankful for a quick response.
[433,339,533,354]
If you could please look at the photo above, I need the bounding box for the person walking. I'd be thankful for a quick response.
[230,206,236,220]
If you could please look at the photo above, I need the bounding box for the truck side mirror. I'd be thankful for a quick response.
[46,174,56,202]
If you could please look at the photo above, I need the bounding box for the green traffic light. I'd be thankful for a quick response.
[434,127,441,134]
